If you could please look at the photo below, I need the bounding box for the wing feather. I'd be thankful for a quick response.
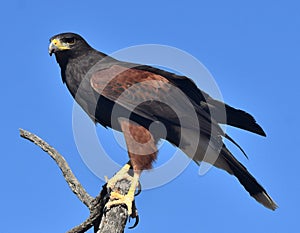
[90,65,224,138]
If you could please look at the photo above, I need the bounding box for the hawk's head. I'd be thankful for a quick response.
[48,32,90,57]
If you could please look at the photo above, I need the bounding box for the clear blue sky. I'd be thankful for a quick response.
[1,0,299,232]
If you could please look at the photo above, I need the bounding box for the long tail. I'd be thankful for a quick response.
[204,98,267,137]
[214,145,278,210]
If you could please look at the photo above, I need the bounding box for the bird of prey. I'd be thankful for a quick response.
[48,32,277,217]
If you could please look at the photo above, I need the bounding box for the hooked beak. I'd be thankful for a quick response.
[48,38,70,56]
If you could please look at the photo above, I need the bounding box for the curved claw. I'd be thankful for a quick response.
[135,181,142,196]
[128,215,139,229]
[103,206,108,217]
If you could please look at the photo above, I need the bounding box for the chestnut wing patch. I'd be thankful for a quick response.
[90,65,219,136]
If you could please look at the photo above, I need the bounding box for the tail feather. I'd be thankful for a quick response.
[224,105,266,137]
[216,146,278,210]
[205,98,266,136]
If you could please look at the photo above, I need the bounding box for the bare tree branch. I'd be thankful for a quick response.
[19,128,136,233]
[96,179,133,233]
[19,128,93,208]
[66,183,111,233]
[67,187,107,233]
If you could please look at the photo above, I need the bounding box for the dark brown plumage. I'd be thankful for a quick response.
[49,32,277,210]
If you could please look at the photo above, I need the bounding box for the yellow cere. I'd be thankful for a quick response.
[51,38,70,50]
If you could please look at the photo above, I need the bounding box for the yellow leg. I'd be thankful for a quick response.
[105,163,132,190]
[105,171,140,216]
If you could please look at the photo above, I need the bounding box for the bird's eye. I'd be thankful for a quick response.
[61,37,75,44]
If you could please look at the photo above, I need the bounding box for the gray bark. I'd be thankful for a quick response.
[20,128,136,233]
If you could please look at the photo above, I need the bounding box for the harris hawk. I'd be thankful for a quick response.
[48,32,277,217]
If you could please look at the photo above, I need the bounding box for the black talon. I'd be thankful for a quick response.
[128,215,139,229]
[103,206,107,216]
[135,181,142,196]
[104,190,111,200]
[102,189,112,217]
[128,200,139,229]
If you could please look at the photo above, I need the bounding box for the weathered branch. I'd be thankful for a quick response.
[19,128,135,233]
[67,186,109,233]
[96,179,135,233]
[19,128,93,208]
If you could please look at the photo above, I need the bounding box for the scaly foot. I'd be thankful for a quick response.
[106,163,132,191]
[105,169,140,216]
[105,190,135,215]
